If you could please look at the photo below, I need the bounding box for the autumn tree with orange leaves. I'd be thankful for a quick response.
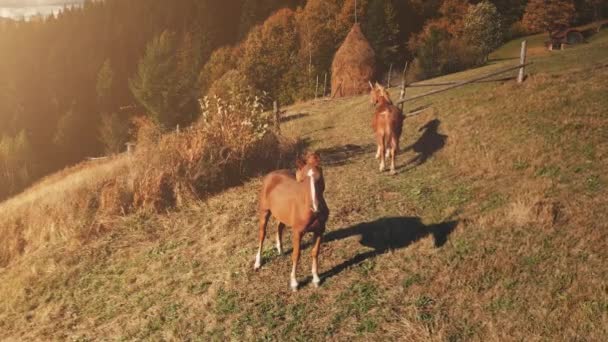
[522,0,576,35]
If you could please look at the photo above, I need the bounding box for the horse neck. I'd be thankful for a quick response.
[381,94,393,105]
[376,95,392,109]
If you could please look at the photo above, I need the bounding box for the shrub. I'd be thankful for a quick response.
[411,27,481,81]
[132,93,295,209]
[506,21,531,40]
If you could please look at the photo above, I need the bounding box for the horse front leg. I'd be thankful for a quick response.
[311,232,323,287]
[276,222,285,254]
[290,230,303,291]
[254,210,271,270]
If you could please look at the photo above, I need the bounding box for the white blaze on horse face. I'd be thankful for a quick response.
[307,168,318,213]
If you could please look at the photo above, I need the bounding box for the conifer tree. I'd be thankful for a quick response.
[129,30,179,128]
[96,59,114,113]
[364,0,401,68]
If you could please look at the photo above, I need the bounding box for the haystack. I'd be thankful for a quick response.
[331,24,376,97]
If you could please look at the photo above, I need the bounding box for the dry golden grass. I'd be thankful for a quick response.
[0,29,607,341]
[0,98,298,268]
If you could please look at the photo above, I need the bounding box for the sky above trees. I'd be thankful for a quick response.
[0,0,83,19]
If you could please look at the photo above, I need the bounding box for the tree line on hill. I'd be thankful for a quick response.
[0,0,605,201]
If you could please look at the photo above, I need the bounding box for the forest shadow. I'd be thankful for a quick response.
[317,143,375,167]
[280,112,309,123]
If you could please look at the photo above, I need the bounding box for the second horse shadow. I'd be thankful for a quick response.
[401,119,448,170]
[311,217,458,284]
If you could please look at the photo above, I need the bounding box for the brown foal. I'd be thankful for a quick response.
[370,82,405,175]
[255,152,329,291]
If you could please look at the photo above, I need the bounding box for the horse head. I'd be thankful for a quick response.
[369,81,380,106]
[296,151,325,212]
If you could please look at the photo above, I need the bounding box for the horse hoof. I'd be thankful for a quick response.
[390,170,397,176]
[290,280,299,292]
[313,278,321,288]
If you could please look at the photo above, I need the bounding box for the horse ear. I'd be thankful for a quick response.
[368,81,374,90]
[295,154,306,169]
[306,151,321,167]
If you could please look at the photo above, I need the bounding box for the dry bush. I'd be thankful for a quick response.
[0,95,299,267]
[331,23,376,97]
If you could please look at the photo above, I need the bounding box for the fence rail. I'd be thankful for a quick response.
[397,61,532,105]
[395,40,529,105]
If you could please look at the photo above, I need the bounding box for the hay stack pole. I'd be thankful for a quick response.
[331,24,376,98]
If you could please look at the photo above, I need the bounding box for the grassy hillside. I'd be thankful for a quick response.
[1,30,607,341]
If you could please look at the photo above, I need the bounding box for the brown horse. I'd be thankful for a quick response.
[370,82,405,175]
[255,152,329,291]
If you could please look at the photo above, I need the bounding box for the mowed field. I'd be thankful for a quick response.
[0,30,607,341]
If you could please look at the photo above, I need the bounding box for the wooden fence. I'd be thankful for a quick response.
[396,40,529,107]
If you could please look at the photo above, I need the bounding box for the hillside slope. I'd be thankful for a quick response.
[1,31,607,341]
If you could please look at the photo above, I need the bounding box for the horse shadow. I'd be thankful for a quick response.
[317,143,375,167]
[402,119,447,169]
[300,217,458,285]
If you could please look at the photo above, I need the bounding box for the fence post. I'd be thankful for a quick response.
[176,124,180,133]
[518,40,527,84]
[315,75,319,99]
[273,100,281,134]
[399,61,409,111]
[126,142,135,155]
[323,73,327,98]
[387,63,393,88]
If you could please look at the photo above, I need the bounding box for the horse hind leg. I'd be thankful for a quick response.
[254,210,271,270]
[276,222,285,254]
[378,135,386,172]
[390,136,398,175]
[311,232,322,287]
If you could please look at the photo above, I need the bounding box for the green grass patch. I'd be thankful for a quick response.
[216,288,239,315]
